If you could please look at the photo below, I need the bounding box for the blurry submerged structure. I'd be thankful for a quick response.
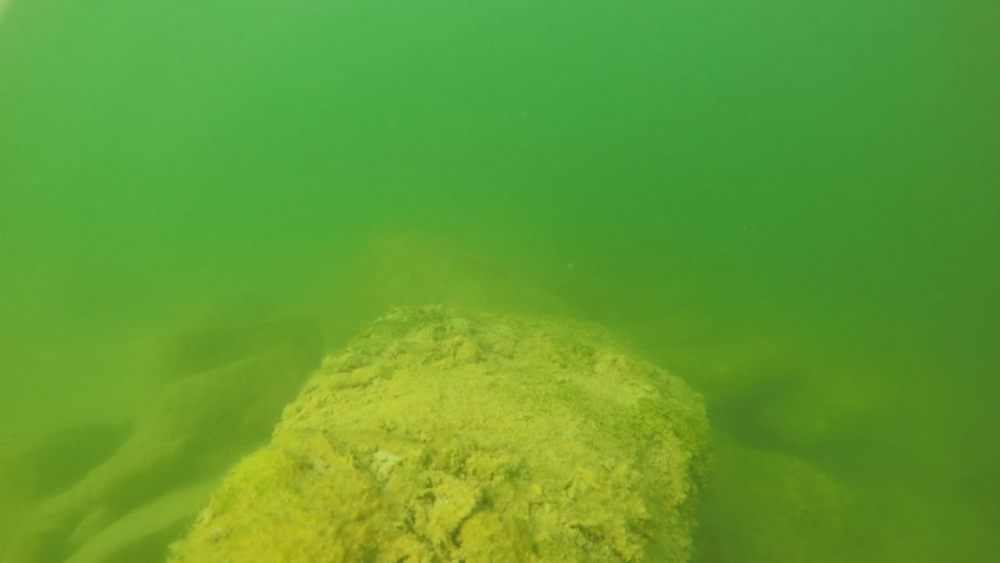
[0,320,323,563]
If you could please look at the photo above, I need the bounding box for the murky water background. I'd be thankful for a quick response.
[1,0,997,561]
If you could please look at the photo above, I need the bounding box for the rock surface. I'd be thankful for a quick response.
[167,306,711,563]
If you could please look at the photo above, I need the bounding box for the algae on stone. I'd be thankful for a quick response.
[168,306,710,563]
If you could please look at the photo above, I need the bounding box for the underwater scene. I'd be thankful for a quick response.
[1,0,997,561]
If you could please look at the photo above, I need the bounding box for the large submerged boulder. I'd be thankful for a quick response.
[168,306,710,563]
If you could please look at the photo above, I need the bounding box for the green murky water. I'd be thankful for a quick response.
[1,0,997,561]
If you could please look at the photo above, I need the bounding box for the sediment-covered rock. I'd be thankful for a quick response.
[168,306,710,563]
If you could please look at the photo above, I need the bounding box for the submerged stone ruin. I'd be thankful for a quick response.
[167,306,710,563]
